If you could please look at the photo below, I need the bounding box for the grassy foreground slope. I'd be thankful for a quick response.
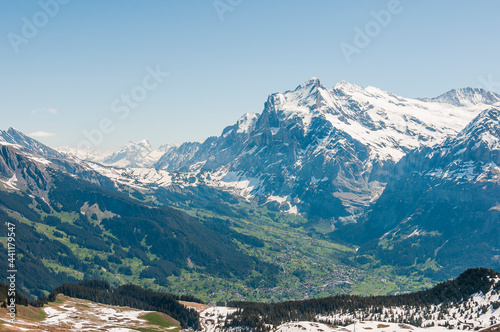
[0,294,181,332]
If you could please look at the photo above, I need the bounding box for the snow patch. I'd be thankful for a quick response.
[1,173,19,190]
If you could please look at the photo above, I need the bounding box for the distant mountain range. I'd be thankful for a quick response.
[59,139,172,168]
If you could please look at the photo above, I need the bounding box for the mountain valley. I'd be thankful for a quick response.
[0,79,499,308]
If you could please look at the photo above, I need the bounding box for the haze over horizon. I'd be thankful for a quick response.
[1,1,500,151]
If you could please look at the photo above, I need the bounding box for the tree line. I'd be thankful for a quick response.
[226,268,500,331]
[0,279,203,330]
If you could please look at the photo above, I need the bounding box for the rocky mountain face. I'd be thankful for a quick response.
[0,143,54,198]
[0,127,67,160]
[153,79,494,221]
[353,107,500,276]
[0,128,116,194]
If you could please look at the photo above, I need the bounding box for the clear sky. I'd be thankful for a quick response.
[1,0,500,151]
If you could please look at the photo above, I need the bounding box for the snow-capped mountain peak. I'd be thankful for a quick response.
[276,77,332,114]
[441,106,500,163]
[236,113,259,133]
[332,80,364,93]
[263,80,488,162]
[299,76,322,88]
[460,106,500,137]
[0,127,36,147]
[0,127,66,160]
[423,87,500,107]
[100,140,167,168]
[135,139,152,148]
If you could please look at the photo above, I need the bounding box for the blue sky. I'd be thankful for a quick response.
[1,0,500,151]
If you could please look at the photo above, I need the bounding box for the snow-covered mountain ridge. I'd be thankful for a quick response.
[156,80,492,170]
[4,79,499,223]
[6,79,500,222]
[30,79,496,221]
[1,127,68,160]
[143,80,500,220]
[419,87,500,107]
